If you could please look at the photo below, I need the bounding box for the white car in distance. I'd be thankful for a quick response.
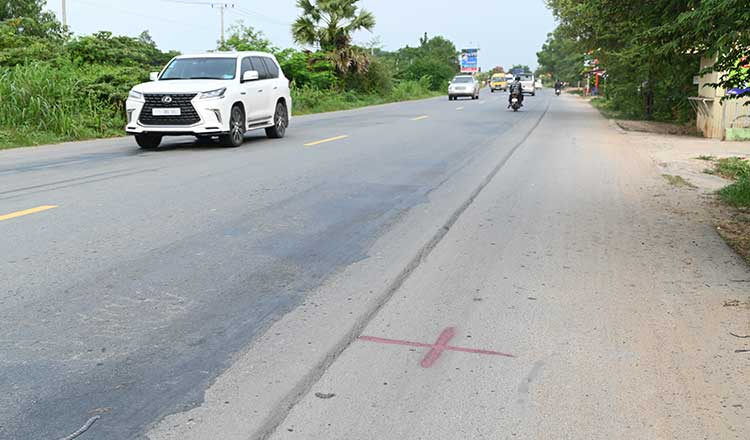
[448,75,480,100]
[126,52,292,150]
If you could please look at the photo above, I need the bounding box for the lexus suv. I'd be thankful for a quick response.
[125,52,292,149]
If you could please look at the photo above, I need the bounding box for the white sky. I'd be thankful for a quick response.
[45,0,556,71]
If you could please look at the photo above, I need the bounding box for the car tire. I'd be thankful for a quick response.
[491,89,495,93]
[220,105,245,148]
[265,101,288,139]
[532,92,536,96]
[135,134,162,150]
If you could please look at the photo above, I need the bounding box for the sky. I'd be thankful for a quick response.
[45,0,556,71]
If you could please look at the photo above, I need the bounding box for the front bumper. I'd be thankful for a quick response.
[125,95,233,135]
[448,88,476,96]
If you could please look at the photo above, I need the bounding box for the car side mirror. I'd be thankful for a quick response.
[243,70,259,82]
[149,72,159,81]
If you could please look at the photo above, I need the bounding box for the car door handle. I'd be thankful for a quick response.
[273,86,278,90]
[241,92,246,95]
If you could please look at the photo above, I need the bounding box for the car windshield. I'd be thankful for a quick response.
[520,75,533,81]
[453,77,474,83]
[492,75,504,80]
[160,58,237,80]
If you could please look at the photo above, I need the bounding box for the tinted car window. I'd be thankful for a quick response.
[261,58,279,78]
[161,58,236,80]
[241,57,254,76]
[251,56,270,80]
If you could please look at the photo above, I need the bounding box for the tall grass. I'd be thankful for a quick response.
[0,62,124,148]
[292,77,438,115]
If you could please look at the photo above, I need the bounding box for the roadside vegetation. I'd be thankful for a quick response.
[701,156,750,208]
[0,0,458,149]
[536,0,749,123]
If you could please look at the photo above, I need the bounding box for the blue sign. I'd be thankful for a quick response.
[460,49,478,73]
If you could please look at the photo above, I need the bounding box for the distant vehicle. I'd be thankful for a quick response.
[535,79,543,89]
[125,51,292,150]
[489,73,508,92]
[448,75,480,100]
[519,73,536,96]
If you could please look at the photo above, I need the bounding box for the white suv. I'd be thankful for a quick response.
[126,52,292,149]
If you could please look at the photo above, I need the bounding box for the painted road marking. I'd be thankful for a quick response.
[359,327,514,368]
[456,107,464,111]
[411,115,430,121]
[304,135,349,147]
[0,205,58,222]
[479,101,486,105]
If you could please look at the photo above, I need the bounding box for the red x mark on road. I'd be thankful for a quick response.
[359,327,514,368]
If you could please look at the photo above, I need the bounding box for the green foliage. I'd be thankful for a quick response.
[542,0,704,122]
[385,33,459,91]
[68,31,177,68]
[292,0,375,74]
[719,178,750,207]
[536,28,585,83]
[292,77,436,115]
[713,157,750,180]
[0,61,123,149]
[219,23,278,53]
[292,0,376,52]
[1,1,460,149]
[276,49,337,90]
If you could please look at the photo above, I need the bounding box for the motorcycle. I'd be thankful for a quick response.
[509,92,522,112]
[555,88,561,96]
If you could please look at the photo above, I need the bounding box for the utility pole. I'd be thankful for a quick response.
[212,3,235,47]
[61,0,67,27]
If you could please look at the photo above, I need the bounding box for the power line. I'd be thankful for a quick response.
[157,0,236,46]
[74,0,214,31]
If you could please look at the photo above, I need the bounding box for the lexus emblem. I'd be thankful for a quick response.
[161,96,173,104]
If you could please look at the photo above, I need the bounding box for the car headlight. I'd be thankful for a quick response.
[200,88,227,99]
[128,89,143,100]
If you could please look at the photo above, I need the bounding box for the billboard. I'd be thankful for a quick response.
[460,49,478,73]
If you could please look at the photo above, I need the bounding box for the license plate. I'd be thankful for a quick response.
[152,108,181,116]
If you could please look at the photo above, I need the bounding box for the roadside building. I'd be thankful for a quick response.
[690,55,750,141]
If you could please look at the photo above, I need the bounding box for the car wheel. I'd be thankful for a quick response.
[491,89,495,93]
[135,134,162,150]
[220,105,245,148]
[532,92,536,96]
[265,101,288,139]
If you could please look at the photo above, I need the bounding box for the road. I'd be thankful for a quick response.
[2,91,748,439]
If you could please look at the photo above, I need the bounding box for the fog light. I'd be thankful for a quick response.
[126,109,134,123]
[211,109,222,124]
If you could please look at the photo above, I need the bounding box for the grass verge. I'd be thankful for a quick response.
[719,178,750,207]
[589,97,625,119]
[0,75,441,150]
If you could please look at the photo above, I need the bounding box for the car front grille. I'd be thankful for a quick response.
[139,94,200,126]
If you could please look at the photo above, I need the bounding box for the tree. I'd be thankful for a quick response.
[389,33,459,90]
[536,28,585,83]
[219,22,278,53]
[292,0,375,73]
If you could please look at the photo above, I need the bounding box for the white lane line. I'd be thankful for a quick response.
[411,115,430,121]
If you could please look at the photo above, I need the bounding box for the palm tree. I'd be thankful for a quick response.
[292,0,376,73]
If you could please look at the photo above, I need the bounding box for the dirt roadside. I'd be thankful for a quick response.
[600,115,750,266]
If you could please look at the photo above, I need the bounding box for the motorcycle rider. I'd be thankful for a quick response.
[555,79,563,91]
[508,76,524,107]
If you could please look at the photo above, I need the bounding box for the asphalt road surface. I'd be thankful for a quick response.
[2,91,748,440]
